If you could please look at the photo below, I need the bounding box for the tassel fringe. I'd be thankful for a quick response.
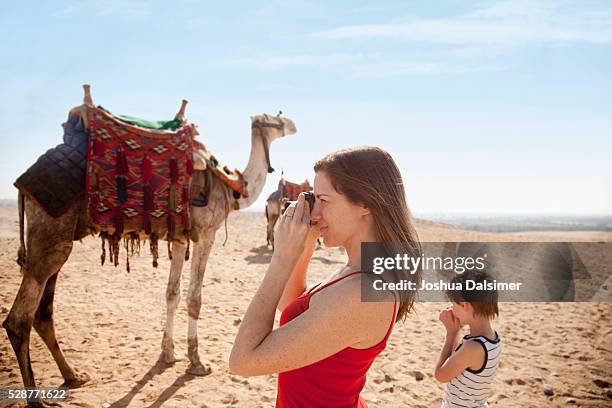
[150,233,159,268]
[116,148,128,175]
[116,177,128,203]
[111,238,120,267]
[170,159,179,183]
[168,186,178,212]
[90,194,100,221]
[114,208,124,237]
[101,235,106,266]
[142,155,153,182]
[167,215,175,240]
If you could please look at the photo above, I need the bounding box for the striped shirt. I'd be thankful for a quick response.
[442,331,502,408]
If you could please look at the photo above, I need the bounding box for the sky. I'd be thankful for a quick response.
[0,0,610,215]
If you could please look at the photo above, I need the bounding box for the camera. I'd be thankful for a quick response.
[304,191,315,213]
[283,191,315,214]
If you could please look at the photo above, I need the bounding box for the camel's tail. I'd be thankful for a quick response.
[17,190,26,269]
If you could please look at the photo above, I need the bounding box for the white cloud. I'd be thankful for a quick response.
[56,0,151,18]
[222,47,506,77]
[311,0,612,45]
[221,1,612,78]
[223,53,355,70]
[352,60,503,77]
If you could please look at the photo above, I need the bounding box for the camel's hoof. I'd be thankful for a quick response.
[61,371,90,389]
[39,400,62,407]
[26,400,62,407]
[160,350,183,364]
[187,361,212,376]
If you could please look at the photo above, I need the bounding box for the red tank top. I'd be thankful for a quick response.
[276,272,397,408]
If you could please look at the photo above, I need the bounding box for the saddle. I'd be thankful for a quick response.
[14,114,89,217]
[15,85,249,269]
[192,141,248,202]
[281,179,312,201]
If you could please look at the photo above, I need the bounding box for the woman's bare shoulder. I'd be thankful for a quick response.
[310,273,396,316]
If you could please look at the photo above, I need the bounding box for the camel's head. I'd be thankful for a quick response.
[250,113,297,174]
[250,113,297,143]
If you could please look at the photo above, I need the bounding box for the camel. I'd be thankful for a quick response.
[2,87,297,404]
[264,178,312,249]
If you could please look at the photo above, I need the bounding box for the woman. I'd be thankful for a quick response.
[230,146,421,407]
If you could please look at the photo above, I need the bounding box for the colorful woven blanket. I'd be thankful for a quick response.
[85,106,195,243]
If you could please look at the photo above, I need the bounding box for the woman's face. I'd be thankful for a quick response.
[311,171,369,247]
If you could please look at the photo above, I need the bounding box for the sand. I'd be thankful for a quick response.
[1,205,611,407]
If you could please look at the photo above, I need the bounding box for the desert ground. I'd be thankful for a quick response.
[1,205,611,407]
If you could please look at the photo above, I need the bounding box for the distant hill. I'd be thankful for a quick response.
[0,199,16,206]
[418,213,612,233]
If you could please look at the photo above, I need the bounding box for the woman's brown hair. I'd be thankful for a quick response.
[314,146,422,322]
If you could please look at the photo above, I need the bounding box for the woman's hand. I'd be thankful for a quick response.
[272,193,316,267]
[439,307,461,336]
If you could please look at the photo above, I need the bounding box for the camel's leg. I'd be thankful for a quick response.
[266,218,273,248]
[2,275,46,393]
[267,213,279,250]
[33,273,89,388]
[4,247,81,404]
[3,199,83,403]
[161,241,187,363]
[185,231,214,376]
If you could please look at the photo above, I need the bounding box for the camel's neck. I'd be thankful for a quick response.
[235,129,270,209]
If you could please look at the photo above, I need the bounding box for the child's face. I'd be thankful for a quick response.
[451,302,470,325]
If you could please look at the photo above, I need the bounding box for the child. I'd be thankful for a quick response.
[434,269,502,408]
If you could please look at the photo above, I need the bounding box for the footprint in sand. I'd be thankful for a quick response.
[222,393,239,405]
